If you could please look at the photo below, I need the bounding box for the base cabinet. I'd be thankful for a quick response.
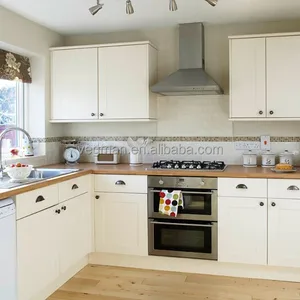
[17,207,59,300]
[218,197,267,265]
[95,193,148,256]
[268,198,300,268]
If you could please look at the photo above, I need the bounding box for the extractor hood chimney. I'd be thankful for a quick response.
[151,23,223,96]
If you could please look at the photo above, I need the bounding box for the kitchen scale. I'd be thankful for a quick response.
[61,140,81,165]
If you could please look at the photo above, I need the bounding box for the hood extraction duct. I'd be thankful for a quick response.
[151,23,223,96]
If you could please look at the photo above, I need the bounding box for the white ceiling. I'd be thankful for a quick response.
[1,0,300,35]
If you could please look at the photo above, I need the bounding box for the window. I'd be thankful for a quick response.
[0,79,25,148]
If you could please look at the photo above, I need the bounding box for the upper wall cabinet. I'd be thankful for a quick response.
[50,42,158,122]
[229,33,300,121]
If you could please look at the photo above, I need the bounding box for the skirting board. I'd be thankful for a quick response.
[89,252,300,283]
[31,256,89,300]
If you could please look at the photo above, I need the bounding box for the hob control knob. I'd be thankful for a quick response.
[159,180,164,185]
[200,180,205,186]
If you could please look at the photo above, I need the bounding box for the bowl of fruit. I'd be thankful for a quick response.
[4,163,33,182]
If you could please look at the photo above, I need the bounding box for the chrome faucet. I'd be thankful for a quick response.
[0,127,34,178]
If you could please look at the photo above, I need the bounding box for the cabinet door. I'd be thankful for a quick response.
[51,48,98,120]
[59,193,92,274]
[268,198,300,267]
[17,207,59,300]
[98,45,149,119]
[95,193,148,256]
[267,36,300,118]
[218,197,267,265]
[230,38,266,118]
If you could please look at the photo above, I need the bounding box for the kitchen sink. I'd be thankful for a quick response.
[0,168,80,189]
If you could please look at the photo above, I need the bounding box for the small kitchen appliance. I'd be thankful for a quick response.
[261,150,276,167]
[242,150,257,167]
[94,147,120,164]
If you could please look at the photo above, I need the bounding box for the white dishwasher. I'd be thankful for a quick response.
[0,198,17,300]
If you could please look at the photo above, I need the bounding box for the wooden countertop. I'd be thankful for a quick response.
[1,163,300,201]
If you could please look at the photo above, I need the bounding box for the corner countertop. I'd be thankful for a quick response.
[1,163,300,201]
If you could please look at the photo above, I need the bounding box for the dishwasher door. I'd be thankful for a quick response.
[0,198,17,300]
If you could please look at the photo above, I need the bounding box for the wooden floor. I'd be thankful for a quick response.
[48,264,300,300]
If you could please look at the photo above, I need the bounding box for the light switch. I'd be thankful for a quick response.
[261,135,271,151]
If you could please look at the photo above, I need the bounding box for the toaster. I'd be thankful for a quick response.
[94,147,120,164]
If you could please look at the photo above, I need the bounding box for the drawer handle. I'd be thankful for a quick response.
[115,180,126,186]
[236,184,248,190]
[287,185,299,191]
[72,184,79,190]
[36,195,45,203]
[61,206,67,211]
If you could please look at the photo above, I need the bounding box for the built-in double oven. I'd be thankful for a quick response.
[148,176,218,260]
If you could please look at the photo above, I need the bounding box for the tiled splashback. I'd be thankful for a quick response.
[40,136,300,166]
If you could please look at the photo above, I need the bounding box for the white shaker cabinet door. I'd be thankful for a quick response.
[95,193,148,256]
[51,48,98,120]
[230,38,266,118]
[98,45,149,119]
[59,192,92,274]
[218,197,267,265]
[17,206,59,300]
[268,198,300,267]
[267,36,300,118]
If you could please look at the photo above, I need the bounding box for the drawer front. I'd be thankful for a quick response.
[218,178,267,198]
[95,175,147,193]
[268,179,300,199]
[16,185,59,219]
[59,175,90,203]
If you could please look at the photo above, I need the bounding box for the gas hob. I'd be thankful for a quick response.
[152,160,227,171]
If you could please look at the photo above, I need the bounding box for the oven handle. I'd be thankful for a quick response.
[149,190,214,195]
[149,220,213,227]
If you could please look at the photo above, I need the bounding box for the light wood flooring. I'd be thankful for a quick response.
[48,264,300,300]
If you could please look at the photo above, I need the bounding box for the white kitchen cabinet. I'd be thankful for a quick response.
[59,192,92,274]
[17,206,59,300]
[218,197,267,265]
[95,192,148,256]
[50,42,157,122]
[268,198,300,268]
[230,38,266,118]
[98,44,157,120]
[229,32,300,120]
[51,48,98,121]
[267,36,300,118]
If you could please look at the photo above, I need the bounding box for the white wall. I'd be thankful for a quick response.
[63,19,300,137]
[0,6,64,138]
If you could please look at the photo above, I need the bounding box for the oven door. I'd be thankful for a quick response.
[148,189,217,221]
[149,219,217,260]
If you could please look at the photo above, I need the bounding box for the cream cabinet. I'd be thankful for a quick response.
[229,32,300,120]
[50,42,157,122]
[51,48,98,121]
[17,206,59,300]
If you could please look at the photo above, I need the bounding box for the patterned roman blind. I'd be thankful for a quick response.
[0,49,32,83]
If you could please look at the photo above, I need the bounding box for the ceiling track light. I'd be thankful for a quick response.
[205,0,218,7]
[89,0,104,15]
[126,0,134,15]
[169,0,178,11]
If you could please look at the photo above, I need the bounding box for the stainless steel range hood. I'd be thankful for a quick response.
[151,23,223,96]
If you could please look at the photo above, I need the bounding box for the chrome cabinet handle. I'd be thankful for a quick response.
[115,180,126,185]
[150,220,213,227]
[36,195,45,203]
[95,195,100,199]
[271,202,276,207]
[269,110,274,115]
[55,209,61,214]
[236,184,248,190]
[100,113,104,117]
[61,206,67,211]
[259,110,263,115]
[287,185,299,191]
[91,113,95,116]
[72,184,79,190]
[260,202,264,206]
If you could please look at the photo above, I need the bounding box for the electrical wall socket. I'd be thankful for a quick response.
[261,135,271,151]
[234,142,261,150]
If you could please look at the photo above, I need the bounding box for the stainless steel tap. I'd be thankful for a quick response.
[0,127,34,178]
